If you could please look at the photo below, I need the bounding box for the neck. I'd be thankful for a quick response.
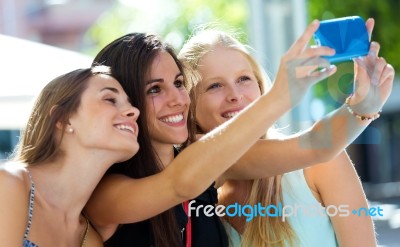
[219,180,253,234]
[151,141,175,168]
[29,150,117,219]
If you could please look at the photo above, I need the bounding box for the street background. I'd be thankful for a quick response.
[1,0,399,245]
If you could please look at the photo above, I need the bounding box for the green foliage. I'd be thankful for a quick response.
[85,0,397,106]
[84,0,247,55]
[308,0,400,72]
[307,0,399,106]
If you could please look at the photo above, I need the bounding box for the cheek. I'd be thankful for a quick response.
[182,90,191,105]
[196,95,218,117]
[145,98,158,125]
[245,84,262,101]
[195,95,221,130]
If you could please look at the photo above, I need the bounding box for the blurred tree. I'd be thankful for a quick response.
[84,0,247,55]
[85,0,397,107]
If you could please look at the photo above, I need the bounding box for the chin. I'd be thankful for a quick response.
[175,134,189,143]
[124,145,140,161]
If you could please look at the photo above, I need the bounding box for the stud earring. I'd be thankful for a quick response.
[67,127,74,133]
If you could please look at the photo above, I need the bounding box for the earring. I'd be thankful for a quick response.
[67,127,74,133]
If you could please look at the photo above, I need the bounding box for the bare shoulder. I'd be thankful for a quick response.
[0,161,31,240]
[0,161,29,189]
[0,161,31,209]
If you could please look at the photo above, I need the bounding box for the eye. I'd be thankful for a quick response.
[206,82,222,91]
[105,98,116,104]
[147,85,161,94]
[174,79,184,89]
[237,76,251,83]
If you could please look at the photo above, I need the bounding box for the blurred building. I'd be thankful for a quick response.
[1,0,399,195]
[0,0,113,160]
[0,0,114,50]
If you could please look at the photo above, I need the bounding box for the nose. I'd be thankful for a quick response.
[226,85,243,103]
[166,87,189,107]
[124,105,140,120]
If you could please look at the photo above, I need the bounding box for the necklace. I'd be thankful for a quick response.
[80,216,89,247]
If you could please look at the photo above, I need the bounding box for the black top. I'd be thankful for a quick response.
[104,204,187,247]
[190,184,229,247]
[104,185,228,247]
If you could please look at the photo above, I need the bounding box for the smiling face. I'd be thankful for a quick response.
[194,45,262,132]
[144,51,191,148]
[68,74,140,162]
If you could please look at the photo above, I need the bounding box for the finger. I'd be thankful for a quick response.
[301,57,331,68]
[308,65,337,83]
[301,46,335,60]
[371,58,387,86]
[285,56,330,74]
[379,63,395,87]
[356,56,386,88]
[368,41,380,58]
[372,58,387,86]
[365,18,375,41]
[287,20,320,56]
[353,57,368,88]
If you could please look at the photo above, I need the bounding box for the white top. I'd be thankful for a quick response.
[281,169,338,246]
[221,169,338,246]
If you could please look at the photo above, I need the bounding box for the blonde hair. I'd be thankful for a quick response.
[179,29,296,246]
[179,29,270,121]
[15,66,111,165]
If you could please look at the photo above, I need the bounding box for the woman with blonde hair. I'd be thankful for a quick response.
[178,17,393,246]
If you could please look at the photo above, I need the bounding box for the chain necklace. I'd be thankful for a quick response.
[80,216,89,247]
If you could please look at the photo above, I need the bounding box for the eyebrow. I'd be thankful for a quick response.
[204,69,253,82]
[100,87,120,94]
[101,87,132,104]
[146,72,183,85]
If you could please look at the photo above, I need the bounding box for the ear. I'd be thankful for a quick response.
[55,121,64,130]
[50,105,68,131]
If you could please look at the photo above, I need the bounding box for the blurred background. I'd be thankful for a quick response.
[0,0,399,245]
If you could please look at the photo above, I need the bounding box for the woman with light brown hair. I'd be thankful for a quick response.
[0,66,140,246]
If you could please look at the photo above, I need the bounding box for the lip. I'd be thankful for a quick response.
[114,121,139,137]
[159,112,186,127]
[221,107,245,118]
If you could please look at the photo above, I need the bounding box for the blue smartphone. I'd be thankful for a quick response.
[313,16,370,63]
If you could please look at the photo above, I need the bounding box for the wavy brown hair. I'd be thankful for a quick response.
[15,66,111,165]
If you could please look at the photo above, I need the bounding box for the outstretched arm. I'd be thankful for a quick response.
[85,20,336,241]
[224,18,394,180]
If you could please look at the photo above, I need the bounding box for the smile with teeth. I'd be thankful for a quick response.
[115,124,135,134]
[160,114,184,123]
[222,111,241,118]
